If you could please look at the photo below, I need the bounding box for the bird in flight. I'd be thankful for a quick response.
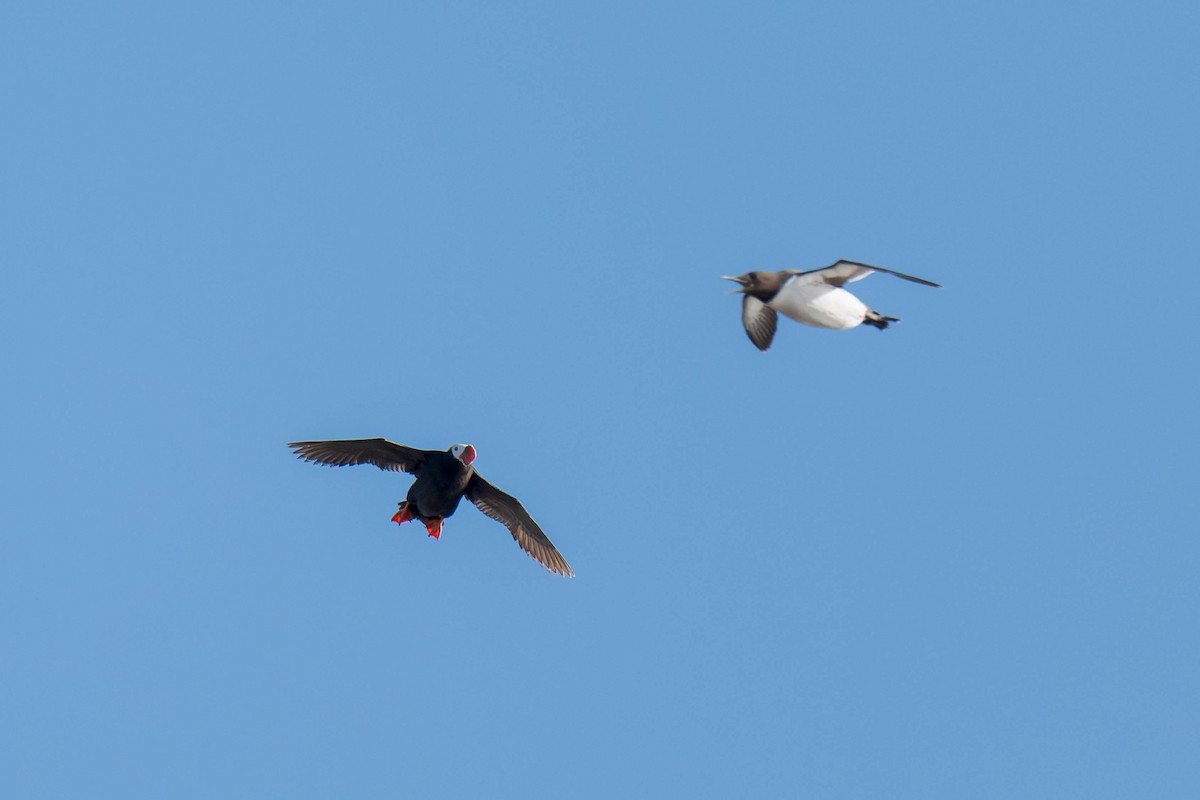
[722,259,941,351]
[288,438,573,577]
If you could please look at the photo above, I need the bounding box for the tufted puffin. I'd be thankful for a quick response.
[288,438,573,577]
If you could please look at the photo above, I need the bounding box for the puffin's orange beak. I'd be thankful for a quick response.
[462,444,477,465]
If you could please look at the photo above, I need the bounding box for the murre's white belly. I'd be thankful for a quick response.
[768,281,868,330]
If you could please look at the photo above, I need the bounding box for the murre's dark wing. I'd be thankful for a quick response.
[788,259,941,289]
[741,294,778,351]
[465,473,574,577]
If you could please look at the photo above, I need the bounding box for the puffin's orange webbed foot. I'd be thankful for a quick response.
[425,519,443,540]
[391,502,414,525]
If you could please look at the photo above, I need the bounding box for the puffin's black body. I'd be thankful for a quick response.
[405,449,471,522]
[288,438,573,577]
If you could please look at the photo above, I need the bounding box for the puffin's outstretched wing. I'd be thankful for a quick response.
[465,473,574,577]
[288,438,428,474]
[788,259,941,289]
[741,294,778,351]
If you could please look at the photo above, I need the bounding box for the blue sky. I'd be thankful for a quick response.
[2,1,1198,797]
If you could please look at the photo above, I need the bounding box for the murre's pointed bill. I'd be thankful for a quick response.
[722,259,940,351]
[288,438,573,577]
[721,275,750,295]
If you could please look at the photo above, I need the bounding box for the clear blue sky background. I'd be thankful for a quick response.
[2,2,1198,797]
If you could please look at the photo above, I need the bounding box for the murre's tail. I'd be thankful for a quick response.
[864,310,901,330]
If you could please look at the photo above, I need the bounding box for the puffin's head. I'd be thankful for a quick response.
[450,443,477,467]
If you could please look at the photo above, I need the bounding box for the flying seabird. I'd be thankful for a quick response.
[288,438,573,577]
[722,259,941,351]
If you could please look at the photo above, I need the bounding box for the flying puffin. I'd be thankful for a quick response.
[288,438,573,577]
[722,259,941,351]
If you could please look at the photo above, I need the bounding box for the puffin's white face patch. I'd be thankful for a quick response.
[451,443,477,465]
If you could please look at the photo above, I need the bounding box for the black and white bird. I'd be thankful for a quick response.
[722,259,941,351]
[288,438,573,577]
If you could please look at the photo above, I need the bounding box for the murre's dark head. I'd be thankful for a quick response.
[721,271,785,300]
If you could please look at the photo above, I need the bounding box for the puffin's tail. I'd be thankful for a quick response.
[864,310,901,330]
